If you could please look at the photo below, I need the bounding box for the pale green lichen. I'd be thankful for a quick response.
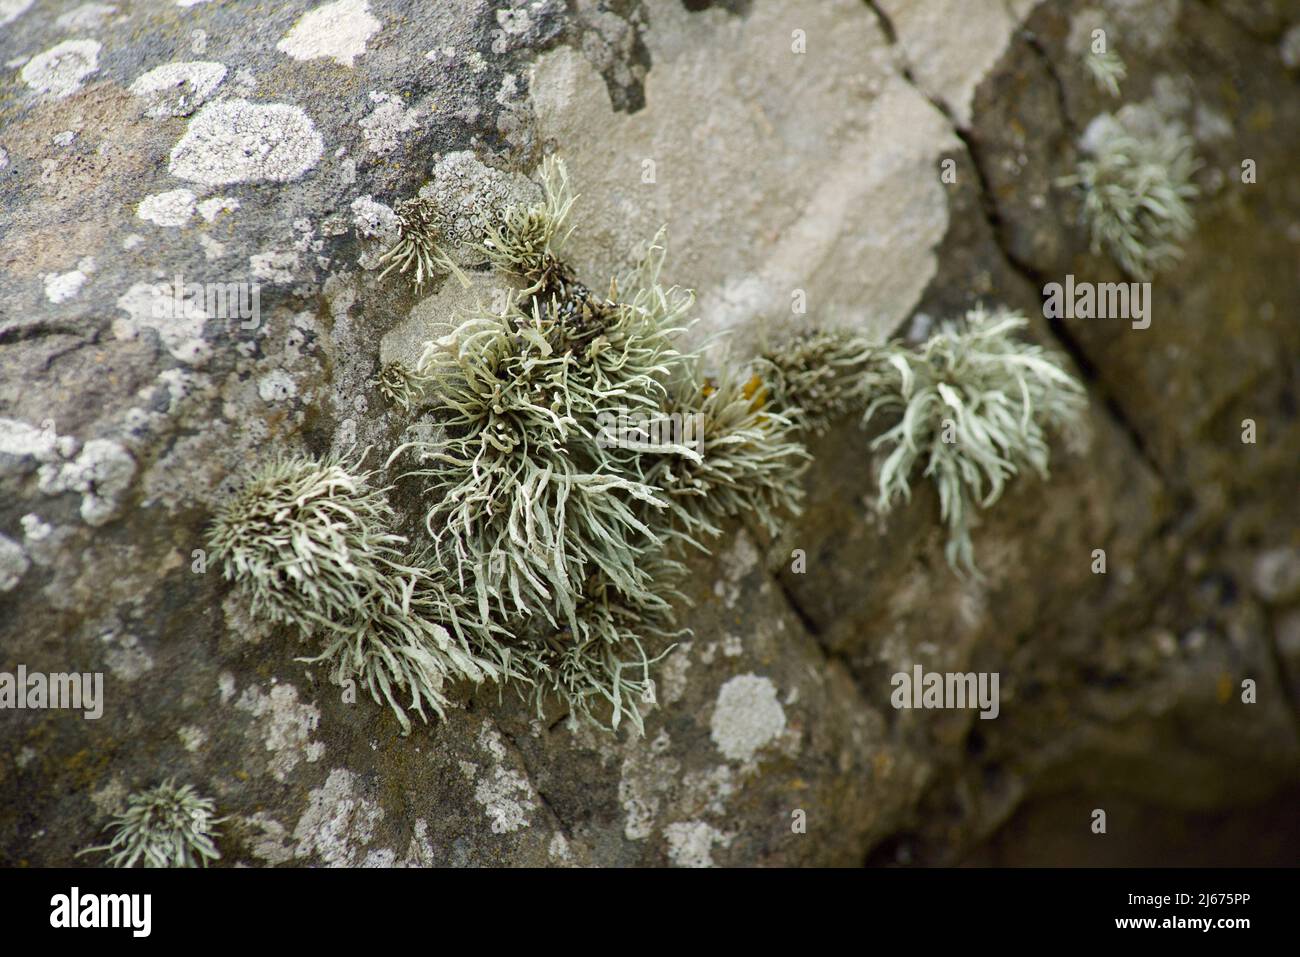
[1084,48,1126,97]
[373,359,422,413]
[218,158,808,734]
[374,194,471,289]
[1059,113,1199,279]
[857,307,1086,574]
[80,780,222,868]
[206,451,499,732]
[479,156,579,296]
[386,159,806,730]
[639,366,807,546]
[755,329,875,437]
[217,155,1088,737]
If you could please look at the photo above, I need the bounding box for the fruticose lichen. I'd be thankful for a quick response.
[1059,110,1199,279]
[213,157,1087,735]
[373,151,530,290]
[388,159,806,732]
[755,329,875,437]
[206,451,500,732]
[80,780,223,868]
[1084,48,1126,97]
[214,160,807,735]
[374,194,472,288]
[857,307,1086,574]
[373,359,422,413]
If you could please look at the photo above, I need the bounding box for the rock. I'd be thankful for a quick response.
[1,0,1297,868]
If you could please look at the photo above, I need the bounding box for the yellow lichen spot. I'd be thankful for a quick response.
[1216,672,1234,704]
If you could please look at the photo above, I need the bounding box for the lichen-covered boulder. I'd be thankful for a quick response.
[1,0,1297,867]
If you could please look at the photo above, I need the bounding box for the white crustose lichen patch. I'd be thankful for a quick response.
[277,0,381,68]
[169,99,324,187]
[236,683,325,783]
[129,61,227,118]
[137,189,197,227]
[709,674,787,763]
[21,40,101,99]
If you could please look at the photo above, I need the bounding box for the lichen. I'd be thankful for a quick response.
[1085,48,1126,98]
[857,306,1086,574]
[1059,110,1199,279]
[212,156,1087,738]
[206,450,500,732]
[80,780,223,868]
[383,158,807,732]
[755,329,875,437]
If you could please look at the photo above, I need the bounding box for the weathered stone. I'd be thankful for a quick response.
[1,0,1296,867]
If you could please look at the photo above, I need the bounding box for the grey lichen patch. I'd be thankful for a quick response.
[36,437,136,527]
[569,0,653,113]
[128,61,227,119]
[20,39,101,99]
[359,92,421,155]
[619,730,680,840]
[470,724,538,834]
[0,0,35,27]
[292,768,383,867]
[243,812,296,866]
[709,674,787,763]
[663,819,733,868]
[168,99,324,187]
[114,281,210,364]
[235,683,324,782]
[350,194,398,245]
[136,188,197,227]
[102,631,154,681]
[0,533,30,592]
[276,0,382,68]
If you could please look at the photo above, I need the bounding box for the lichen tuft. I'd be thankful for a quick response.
[80,780,222,868]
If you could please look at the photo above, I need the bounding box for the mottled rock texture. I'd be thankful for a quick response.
[1,0,1297,866]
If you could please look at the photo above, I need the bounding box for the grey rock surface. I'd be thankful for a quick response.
[1,0,1297,866]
